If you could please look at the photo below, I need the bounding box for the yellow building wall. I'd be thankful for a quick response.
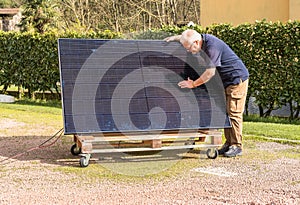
[290,0,300,20]
[201,0,290,27]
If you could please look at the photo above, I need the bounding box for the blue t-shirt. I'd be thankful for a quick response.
[201,34,249,88]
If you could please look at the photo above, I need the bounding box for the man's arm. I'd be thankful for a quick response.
[164,35,182,42]
[193,68,216,87]
[178,68,216,89]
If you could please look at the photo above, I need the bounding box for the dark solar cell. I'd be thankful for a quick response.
[58,39,231,134]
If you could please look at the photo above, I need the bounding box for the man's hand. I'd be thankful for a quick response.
[178,77,195,89]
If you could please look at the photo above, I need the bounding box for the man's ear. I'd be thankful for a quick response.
[194,40,200,46]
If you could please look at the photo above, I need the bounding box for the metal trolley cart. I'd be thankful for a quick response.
[58,39,231,167]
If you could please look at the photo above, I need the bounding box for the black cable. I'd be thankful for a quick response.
[0,128,64,165]
[39,128,64,147]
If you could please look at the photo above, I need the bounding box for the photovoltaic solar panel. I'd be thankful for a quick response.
[58,39,231,134]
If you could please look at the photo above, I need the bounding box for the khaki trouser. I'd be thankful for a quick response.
[224,79,249,147]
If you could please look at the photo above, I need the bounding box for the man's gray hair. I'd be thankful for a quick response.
[180,29,202,45]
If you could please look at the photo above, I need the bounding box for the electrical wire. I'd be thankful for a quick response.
[0,128,64,165]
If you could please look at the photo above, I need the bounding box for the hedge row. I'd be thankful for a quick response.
[0,21,299,118]
[0,30,122,98]
[204,21,300,119]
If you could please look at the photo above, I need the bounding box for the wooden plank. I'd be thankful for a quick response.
[211,135,223,145]
[76,135,95,141]
[143,139,162,148]
[81,132,220,143]
[81,143,93,153]
[92,129,215,136]
[82,138,206,149]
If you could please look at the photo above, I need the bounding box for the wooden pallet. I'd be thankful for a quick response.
[73,130,222,154]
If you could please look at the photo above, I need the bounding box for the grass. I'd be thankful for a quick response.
[0,99,61,114]
[244,114,300,125]
[244,115,300,144]
[0,99,299,181]
[0,99,63,136]
[1,99,299,142]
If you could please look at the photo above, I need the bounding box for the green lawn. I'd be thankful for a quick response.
[0,99,63,136]
[244,115,300,144]
[244,121,300,141]
[0,99,299,143]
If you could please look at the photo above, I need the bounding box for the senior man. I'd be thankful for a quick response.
[165,29,249,157]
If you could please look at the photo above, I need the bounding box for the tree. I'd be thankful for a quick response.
[0,0,24,8]
[18,0,58,33]
[56,0,200,33]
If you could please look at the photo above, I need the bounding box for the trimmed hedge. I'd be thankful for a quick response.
[0,21,299,118]
[204,21,300,119]
[0,30,122,98]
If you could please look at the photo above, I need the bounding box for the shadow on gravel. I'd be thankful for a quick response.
[0,135,76,167]
[0,135,209,168]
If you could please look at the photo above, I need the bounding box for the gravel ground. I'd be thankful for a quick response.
[0,133,299,205]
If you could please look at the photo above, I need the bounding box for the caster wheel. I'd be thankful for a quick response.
[206,148,218,159]
[79,154,91,167]
[70,144,81,156]
[80,156,89,167]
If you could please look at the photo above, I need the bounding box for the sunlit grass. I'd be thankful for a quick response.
[243,121,300,143]
[0,99,63,136]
